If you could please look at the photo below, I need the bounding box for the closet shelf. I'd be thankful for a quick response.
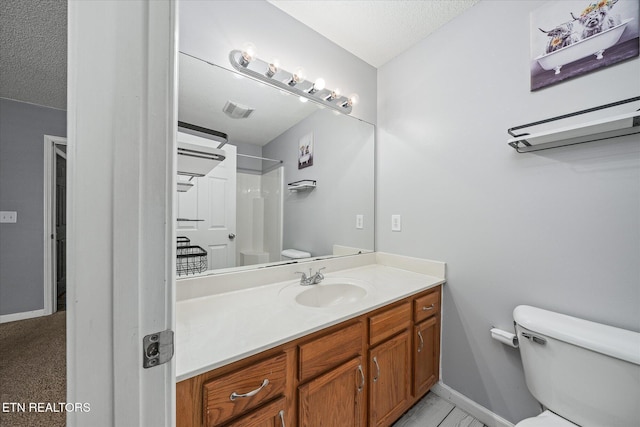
[507,97,640,153]
[288,179,316,191]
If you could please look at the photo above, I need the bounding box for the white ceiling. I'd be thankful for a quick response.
[0,0,67,110]
[0,0,477,110]
[267,0,479,67]
[179,54,319,146]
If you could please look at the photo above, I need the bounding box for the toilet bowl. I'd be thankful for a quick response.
[513,305,640,427]
[515,410,577,427]
[281,249,311,261]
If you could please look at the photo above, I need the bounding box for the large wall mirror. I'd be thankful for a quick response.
[176,53,374,276]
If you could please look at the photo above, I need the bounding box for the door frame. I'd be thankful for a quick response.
[67,1,177,425]
[43,135,67,316]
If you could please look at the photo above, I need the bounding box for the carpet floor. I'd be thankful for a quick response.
[0,311,66,427]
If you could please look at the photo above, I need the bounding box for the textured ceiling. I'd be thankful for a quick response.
[0,0,477,111]
[268,0,479,67]
[0,0,67,110]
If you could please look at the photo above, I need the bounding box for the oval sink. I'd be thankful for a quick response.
[295,283,367,308]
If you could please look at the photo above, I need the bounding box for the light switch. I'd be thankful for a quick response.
[391,214,401,232]
[356,214,364,229]
[0,211,17,223]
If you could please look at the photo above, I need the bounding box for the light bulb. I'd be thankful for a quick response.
[347,93,359,106]
[314,78,326,91]
[288,67,306,86]
[327,88,341,100]
[240,42,257,66]
[266,59,279,78]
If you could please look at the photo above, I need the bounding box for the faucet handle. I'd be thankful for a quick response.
[316,267,326,278]
[294,271,307,280]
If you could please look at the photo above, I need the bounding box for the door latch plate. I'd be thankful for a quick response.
[143,330,174,368]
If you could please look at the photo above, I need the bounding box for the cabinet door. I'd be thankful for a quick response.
[222,397,286,427]
[298,357,366,427]
[369,331,410,427]
[413,316,440,398]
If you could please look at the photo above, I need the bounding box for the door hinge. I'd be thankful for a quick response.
[143,330,174,368]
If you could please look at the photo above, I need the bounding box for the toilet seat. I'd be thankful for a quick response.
[515,410,578,427]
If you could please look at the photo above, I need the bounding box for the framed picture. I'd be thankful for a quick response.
[298,132,313,169]
[530,0,639,91]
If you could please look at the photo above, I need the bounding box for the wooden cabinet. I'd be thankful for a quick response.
[298,357,366,427]
[412,286,441,399]
[177,285,442,427]
[413,316,440,396]
[202,353,288,427]
[369,331,411,427]
[222,397,286,427]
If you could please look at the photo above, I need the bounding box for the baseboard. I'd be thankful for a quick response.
[431,382,515,427]
[0,309,46,324]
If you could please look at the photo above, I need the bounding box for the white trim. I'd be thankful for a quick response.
[0,309,46,324]
[67,1,177,425]
[431,382,515,427]
[43,135,67,316]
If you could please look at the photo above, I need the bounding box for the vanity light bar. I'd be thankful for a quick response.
[229,49,355,115]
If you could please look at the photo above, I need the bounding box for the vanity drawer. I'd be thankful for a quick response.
[298,321,364,383]
[414,287,441,323]
[203,352,288,427]
[369,302,411,346]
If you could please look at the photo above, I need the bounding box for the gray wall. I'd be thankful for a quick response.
[0,98,66,316]
[264,109,375,257]
[377,0,639,423]
[179,0,377,124]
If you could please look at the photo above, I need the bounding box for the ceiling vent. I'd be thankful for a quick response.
[223,101,254,119]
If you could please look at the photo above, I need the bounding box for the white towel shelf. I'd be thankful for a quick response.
[508,97,640,153]
[288,179,316,191]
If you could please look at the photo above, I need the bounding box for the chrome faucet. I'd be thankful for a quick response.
[295,267,326,286]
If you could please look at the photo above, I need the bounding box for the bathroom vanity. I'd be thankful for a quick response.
[175,253,444,427]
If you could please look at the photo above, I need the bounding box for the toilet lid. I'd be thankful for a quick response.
[516,411,578,427]
[281,249,311,259]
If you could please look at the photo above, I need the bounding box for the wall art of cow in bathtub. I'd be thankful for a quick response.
[530,0,638,91]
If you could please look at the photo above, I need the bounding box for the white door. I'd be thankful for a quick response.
[177,132,237,271]
[67,1,176,426]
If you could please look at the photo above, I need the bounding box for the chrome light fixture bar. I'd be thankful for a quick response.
[229,49,356,115]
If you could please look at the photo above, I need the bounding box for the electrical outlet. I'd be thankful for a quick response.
[356,214,364,229]
[391,214,401,232]
[0,211,17,223]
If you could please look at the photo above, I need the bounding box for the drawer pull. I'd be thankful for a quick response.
[422,304,435,311]
[229,378,269,401]
[373,357,380,382]
[278,409,286,427]
[417,330,424,353]
[357,364,365,392]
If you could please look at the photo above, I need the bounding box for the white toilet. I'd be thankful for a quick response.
[513,305,640,427]
[281,249,311,261]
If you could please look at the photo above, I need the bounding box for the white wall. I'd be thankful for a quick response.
[377,0,639,423]
[179,0,377,124]
[264,109,375,257]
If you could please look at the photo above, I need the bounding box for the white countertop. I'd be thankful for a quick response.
[176,254,445,382]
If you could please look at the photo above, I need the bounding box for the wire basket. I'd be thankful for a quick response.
[177,236,191,247]
[176,245,207,276]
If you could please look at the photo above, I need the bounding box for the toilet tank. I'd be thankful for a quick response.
[513,305,640,427]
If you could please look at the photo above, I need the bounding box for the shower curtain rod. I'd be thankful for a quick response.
[237,153,283,163]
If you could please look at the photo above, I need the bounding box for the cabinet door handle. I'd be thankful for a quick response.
[278,409,286,427]
[229,378,269,401]
[373,357,380,383]
[357,364,365,392]
[422,304,435,311]
[417,330,424,353]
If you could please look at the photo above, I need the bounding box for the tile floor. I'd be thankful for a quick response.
[393,392,486,427]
